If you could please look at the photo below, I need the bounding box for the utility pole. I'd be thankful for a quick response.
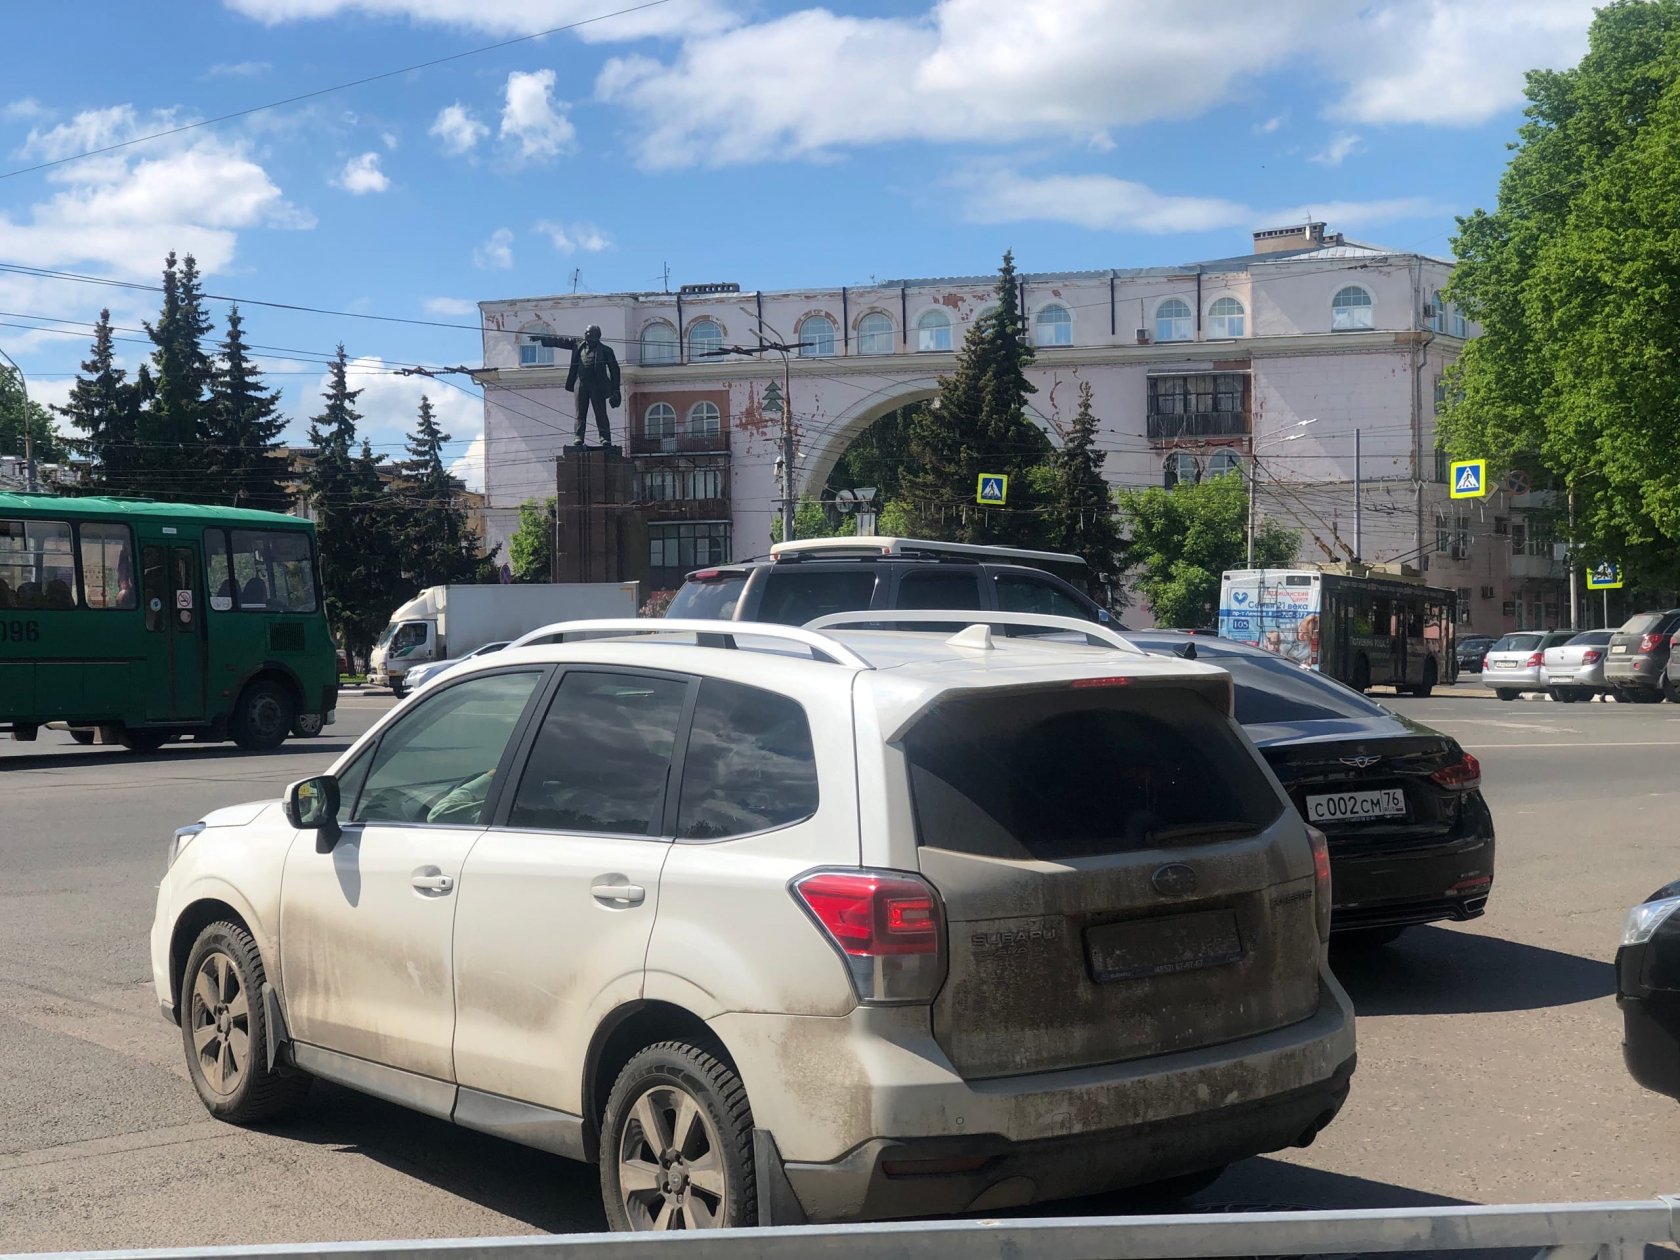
[1354,428,1362,563]
[702,338,801,543]
[1567,485,1579,631]
[1247,454,1258,569]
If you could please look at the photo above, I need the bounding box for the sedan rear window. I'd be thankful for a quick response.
[1566,630,1612,646]
[1219,655,1390,725]
[903,686,1282,861]
[1490,633,1543,652]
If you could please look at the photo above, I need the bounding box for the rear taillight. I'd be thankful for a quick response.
[792,869,946,1004]
[1582,649,1602,664]
[1522,651,1544,667]
[1430,751,1482,791]
[1306,825,1332,943]
[1641,633,1664,653]
[692,568,722,581]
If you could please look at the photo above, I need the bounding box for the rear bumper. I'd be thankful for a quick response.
[1329,820,1494,932]
[1480,666,1544,690]
[1544,665,1605,688]
[1606,657,1663,689]
[719,980,1355,1224]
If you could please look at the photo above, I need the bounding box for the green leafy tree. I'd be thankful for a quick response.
[143,252,215,496]
[55,309,141,491]
[1041,381,1125,594]
[509,496,556,582]
[203,307,289,510]
[1116,474,1298,627]
[770,495,856,543]
[899,250,1051,544]
[1441,0,1680,590]
[392,395,495,585]
[0,364,63,472]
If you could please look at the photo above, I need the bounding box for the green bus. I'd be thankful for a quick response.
[0,492,338,752]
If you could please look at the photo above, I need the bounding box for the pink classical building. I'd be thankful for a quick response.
[475,223,1561,633]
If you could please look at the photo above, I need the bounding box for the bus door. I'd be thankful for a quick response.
[139,539,206,722]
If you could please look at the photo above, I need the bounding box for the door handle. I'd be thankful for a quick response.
[411,873,454,893]
[591,879,646,906]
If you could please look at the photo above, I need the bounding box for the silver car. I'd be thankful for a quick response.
[1543,629,1614,702]
[1482,629,1576,700]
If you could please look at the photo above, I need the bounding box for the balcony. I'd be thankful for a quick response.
[630,431,731,457]
[1146,411,1251,441]
[1510,551,1564,581]
[641,497,731,524]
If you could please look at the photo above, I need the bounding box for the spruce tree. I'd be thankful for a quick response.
[204,307,289,510]
[306,347,367,652]
[899,250,1049,545]
[144,251,215,498]
[1043,381,1125,594]
[55,309,142,492]
[393,396,488,586]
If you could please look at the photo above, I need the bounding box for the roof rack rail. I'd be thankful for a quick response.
[804,610,1149,656]
[504,618,874,669]
[770,535,1086,568]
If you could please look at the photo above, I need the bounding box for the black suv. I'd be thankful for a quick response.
[664,538,1118,628]
[1605,609,1680,703]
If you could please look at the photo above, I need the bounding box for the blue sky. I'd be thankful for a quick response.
[0,0,1599,488]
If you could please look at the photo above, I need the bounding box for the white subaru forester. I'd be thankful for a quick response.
[151,614,1355,1231]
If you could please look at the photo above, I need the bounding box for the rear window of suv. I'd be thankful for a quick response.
[755,568,878,624]
[1618,612,1677,636]
[665,573,746,620]
[903,686,1283,861]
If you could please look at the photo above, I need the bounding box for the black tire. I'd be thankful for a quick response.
[600,1041,756,1233]
[180,921,311,1124]
[390,677,407,700]
[1549,688,1576,704]
[68,729,95,745]
[1415,660,1437,699]
[117,728,171,751]
[1663,675,1680,704]
[291,712,325,738]
[230,679,295,751]
[1351,655,1372,694]
[1495,689,1519,702]
[1636,688,1665,705]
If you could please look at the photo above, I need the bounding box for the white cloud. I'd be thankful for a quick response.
[473,227,514,269]
[219,0,735,42]
[423,296,477,316]
[3,98,46,121]
[535,219,610,253]
[382,130,399,150]
[430,102,487,156]
[323,355,483,450]
[1256,112,1287,134]
[333,151,391,194]
[209,60,272,77]
[954,164,1444,236]
[449,430,486,493]
[1309,132,1360,167]
[500,69,575,162]
[1,106,313,280]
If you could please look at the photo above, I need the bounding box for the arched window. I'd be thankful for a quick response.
[644,402,677,443]
[1035,303,1072,347]
[1207,297,1245,339]
[798,314,836,358]
[1164,451,1199,487]
[687,400,721,438]
[1155,298,1192,343]
[687,318,723,360]
[1450,305,1468,338]
[518,322,556,367]
[1332,285,1373,331]
[1429,291,1446,334]
[916,308,953,353]
[640,321,678,365]
[1205,450,1243,479]
[857,311,894,355]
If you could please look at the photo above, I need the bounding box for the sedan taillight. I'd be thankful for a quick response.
[1430,751,1482,791]
[1306,825,1332,943]
[1522,651,1544,668]
[1582,648,1602,664]
[793,869,947,1004]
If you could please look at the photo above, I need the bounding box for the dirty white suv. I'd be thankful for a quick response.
[151,614,1355,1231]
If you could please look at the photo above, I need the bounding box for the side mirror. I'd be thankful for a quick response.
[283,775,343,853]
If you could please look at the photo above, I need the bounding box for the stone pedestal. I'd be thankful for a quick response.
[553,446,648,589]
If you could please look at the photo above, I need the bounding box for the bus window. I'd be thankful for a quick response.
[79,523,136,610]
[0,518,73,610]
[230,530,318,613]
[205,530,233,610]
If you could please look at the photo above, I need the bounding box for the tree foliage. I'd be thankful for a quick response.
[0,363,64,470]
[55,309,141,489]
[770,495,856,543]
[393,395,495,586]
[1442,0,1680,589]
[509,497,556,582]
[1040,381,1126,593]
[203,307,289,510]
[1116,475,1298,628]
[899,251,1051,544]
[142,251,215,493]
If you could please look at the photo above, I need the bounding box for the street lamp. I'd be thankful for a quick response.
[1247,417,1317,567]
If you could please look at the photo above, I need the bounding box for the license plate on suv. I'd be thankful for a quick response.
[1611,644,1628,654]
[1305,788,1406,823]
[1086,910,1244,983]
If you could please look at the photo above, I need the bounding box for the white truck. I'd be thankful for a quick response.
[368,582,640,696]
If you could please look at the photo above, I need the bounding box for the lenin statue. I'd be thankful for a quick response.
[564,324,621,447]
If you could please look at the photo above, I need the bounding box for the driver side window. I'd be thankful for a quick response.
[353,671,542,827]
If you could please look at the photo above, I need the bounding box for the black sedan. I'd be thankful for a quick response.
[1619,881,1680,1100]
[1126,632,1496,943]
[1456,634,1496,675]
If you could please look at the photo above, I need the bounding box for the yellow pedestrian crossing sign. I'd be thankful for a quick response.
[1449,459,1486,499]
[977,473,1008,505]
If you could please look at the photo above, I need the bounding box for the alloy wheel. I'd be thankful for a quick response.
[189,952,250,1096]
[616,1084,729,1230]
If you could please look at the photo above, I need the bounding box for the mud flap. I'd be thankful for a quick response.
[261,982,292,1073]
[753,1129,809,1227]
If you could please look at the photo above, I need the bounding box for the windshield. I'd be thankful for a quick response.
[375,622,399,648]
[1490,633,1543,652]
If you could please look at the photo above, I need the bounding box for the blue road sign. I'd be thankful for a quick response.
[1449,459,1486,499]
[976,474,1008,505]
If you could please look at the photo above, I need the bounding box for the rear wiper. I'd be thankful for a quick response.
[1149,821,1259,844]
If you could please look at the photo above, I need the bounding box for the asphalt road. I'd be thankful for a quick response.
[1,684,1676,1253]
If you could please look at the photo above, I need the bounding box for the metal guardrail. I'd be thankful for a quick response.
[12,1197,1678,1260]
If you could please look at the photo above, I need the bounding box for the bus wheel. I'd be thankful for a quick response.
[69,729,95,746]
[117,729,170,752]
[1351,655,1372,693]
[1413,661,1437,698]
[231,680,295,752]
[291,712,325,738]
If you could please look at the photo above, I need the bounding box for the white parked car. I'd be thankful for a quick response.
[399,640,510,694]
[151,615,1355,1231]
